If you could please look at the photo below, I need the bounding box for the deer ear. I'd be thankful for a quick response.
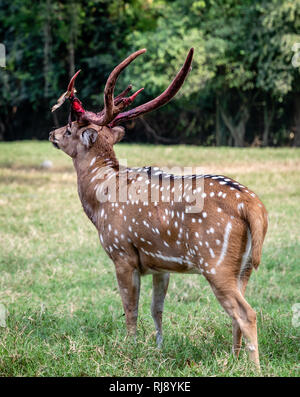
[111,126,125,145]
[81,128,98,147]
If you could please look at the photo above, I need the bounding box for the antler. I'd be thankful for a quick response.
[98,49,146,125]
[110,48,194,127]
[51,70,81,112]
[51,50,145,122]
[51,48,194,127]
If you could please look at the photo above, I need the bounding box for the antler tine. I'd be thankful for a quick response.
[100,49,146,125]
[114,85,133,105]
[67,70,81,96]
[51,69,81,112]
[109,48,194,127]
[95,85,133,119]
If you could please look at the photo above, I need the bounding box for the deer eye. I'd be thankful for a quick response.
[65,129,72,136]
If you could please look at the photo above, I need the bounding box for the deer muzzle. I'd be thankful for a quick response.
[49,131,60,149]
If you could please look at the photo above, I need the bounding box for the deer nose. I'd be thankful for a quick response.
[49,131,54,141]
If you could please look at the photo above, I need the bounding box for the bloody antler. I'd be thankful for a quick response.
[51,70,81,112]
[114,85,133,105]
[52,50,145,123]
[51,48,194,127]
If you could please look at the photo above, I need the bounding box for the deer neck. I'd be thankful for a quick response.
[73,147,119,226]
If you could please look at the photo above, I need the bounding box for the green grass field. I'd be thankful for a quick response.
[0,141,299,377]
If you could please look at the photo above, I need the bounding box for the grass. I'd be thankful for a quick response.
[0,140,299,377]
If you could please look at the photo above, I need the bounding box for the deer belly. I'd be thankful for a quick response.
[138,251,202,275]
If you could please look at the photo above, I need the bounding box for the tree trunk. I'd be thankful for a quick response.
[43,0,52,99]
[139,117,179,144]
[69,40,75,78]
[67,2,78,79]
[293,93,300,147]
[216,96,221,146]
[220,105,249,147]
[262,99,274,147]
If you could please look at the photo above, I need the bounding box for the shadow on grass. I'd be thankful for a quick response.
[0,174,50,187]
[0,163,74,173]
[0,173,75,187]
[0,254,29,273]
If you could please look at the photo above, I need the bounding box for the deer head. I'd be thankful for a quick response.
[49,48,194,159]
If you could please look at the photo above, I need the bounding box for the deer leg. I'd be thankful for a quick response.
[232,267,253,358]
[115,264,141,340]
[151,273,170,348]
[212,284,260,369]
[232,319,243,358]
[235,293,260,369]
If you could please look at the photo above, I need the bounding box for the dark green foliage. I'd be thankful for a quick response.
[0,0,300,146]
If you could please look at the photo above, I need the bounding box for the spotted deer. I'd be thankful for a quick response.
[49,48,268,369]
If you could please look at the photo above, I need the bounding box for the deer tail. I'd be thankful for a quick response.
[242,201,268,269]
